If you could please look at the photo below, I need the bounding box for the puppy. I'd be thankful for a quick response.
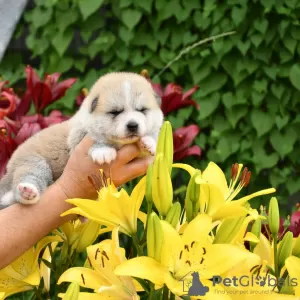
[0,72,164,207]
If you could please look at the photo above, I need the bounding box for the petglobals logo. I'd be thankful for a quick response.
[212,275,298,288]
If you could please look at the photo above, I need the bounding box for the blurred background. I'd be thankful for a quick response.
[0,0,299,215]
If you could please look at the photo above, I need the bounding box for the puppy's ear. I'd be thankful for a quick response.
[90,97,98,113]
[154,92,161,107]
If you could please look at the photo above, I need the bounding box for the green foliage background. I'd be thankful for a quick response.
[1,0,300,213]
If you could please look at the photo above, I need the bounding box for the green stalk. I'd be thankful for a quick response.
[142,201,153,244]
[170,292,176,300]
[132,234,143,256]
[162,285,169,300]
[148,282,155,300]
[273,234,279,281]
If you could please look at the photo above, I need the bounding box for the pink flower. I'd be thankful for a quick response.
[25,65,77,113]
[289,210,300,237]
[152,82,199,115]
[173,125,201,161]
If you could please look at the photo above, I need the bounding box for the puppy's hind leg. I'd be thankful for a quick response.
[0,173,14,208]
[13,157,53,205]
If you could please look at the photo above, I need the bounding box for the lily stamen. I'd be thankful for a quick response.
[225,165,252,201]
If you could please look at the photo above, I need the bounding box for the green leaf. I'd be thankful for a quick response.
[212,115,231,133]
[225,106,248,128]
[275,115,289,130]
[290,64,300,91]
[119,26,134,45]
[136,0,153,12]
[251,109,275,137]
[260,0,275,9]
[287,178,300,195]
[31,6,53,28]
[254,19,269,35]
[55,9,79,33]
[270,128,297,158]
[197,92,220,120]
[74,58,87,72]
[251,91,265,107]
[119,0,132,8]
[251,34,263,48]
[121,9,142,30]
[271,83,285,100]
[283,35,298,54]
[78,0,105,20]
[264,66,278,80]
[252,143,279,172]
[236,40,251,56]
[51,28,73,57]
[197,73,228,97]
[231,6,247,26]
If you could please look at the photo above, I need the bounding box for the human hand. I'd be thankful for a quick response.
[55,136,154,199]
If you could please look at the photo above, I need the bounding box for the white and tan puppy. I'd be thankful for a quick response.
[0,72,164,207]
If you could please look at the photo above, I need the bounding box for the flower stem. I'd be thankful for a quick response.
[273,234,279,281]
[132,234,143,256]
[148,282,155,300]
[170,292,175,300]
[162,285,169,300]
[142,201,153,244]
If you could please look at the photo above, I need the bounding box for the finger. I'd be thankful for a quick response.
[116,156,154,183]
[113,144,141,166]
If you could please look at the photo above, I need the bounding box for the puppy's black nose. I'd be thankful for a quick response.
[127,121,139,132]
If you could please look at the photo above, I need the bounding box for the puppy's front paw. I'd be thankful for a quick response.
[89,146,117,164]
[138,136,156,156]
[15,183,40,205]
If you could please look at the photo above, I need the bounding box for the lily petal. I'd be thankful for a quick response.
[114,257,167,286]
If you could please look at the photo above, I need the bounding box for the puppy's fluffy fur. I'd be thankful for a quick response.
[0,72,163,207]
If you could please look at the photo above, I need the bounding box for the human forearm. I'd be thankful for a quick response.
[0,182,75,269]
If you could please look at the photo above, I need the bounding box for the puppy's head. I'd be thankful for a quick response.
[81,72,163,145]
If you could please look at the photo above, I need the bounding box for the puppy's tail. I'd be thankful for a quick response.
[0,173,13,208]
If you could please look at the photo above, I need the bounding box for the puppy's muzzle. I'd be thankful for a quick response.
[127,121,139,133]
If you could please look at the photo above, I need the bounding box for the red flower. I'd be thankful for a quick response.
[14,122,41,145]
[289,210,300,237]
[25,65,77,113]
[0,81,18,119]
[152,82,199,115]
[173,125,201,161]
[0,122,17,177]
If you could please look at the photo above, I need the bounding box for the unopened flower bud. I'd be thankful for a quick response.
[268,197,280,236]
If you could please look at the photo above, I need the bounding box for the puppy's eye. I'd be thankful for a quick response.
[108,109,123,116]
[137,107,148,113]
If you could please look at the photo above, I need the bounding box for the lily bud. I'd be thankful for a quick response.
[165,202,181,228]
[73,220,101,253]
[152,153,173,217]
[268,197,280,236]
[214,216,246,244]
[145,164,153,205]
[156,121,173,174]
[62,282,80,300]
[250,218,262,252]
[147,212,163,261]
[185,171,201,222]
[278,231,293,271]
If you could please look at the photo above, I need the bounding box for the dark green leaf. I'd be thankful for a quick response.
[197,92,220,120]
[121,9,142,30]
[197,73,228,97]
[270,128,297,158]
[51,28,73,57]
[290,64,300,91]
[78,0,105,20]
[275,115,289,130]
[136,0,153,12]
[225,106,248,128]
[251,109,275,137]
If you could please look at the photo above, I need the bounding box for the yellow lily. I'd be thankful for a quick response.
[55,219,101,254]
[58,227,141,299]
[115,214,255,297]
[0,235,62,299]
[173,162,276,221]
[40,241,59,292]
[61,177,146,236]
[286,256,300,296]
